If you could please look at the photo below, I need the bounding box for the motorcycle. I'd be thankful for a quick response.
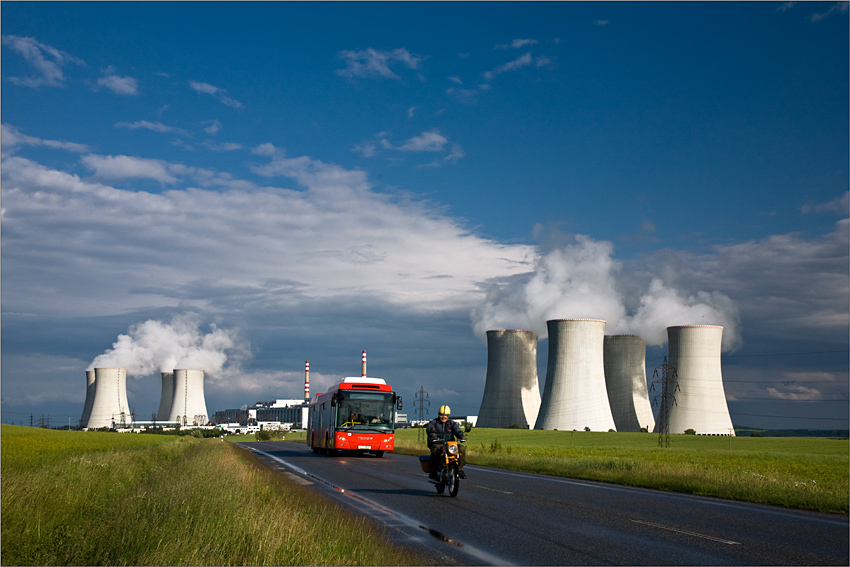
[419,435,465,497]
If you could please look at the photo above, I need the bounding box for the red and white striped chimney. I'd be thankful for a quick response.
[304,361,310,400]
[361,350,367,377]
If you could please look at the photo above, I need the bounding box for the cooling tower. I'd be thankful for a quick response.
[168,369,208,426]
[476,330,541,428]
[80,370,96,428]
[535,319,616,431]
[86,368,131,429]
[662,325,735,436]
[603,335,655,433]
[156,372,175,421]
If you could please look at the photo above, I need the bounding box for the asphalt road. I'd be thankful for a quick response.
[238,441,848,566]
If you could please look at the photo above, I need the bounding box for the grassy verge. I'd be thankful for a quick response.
[1,425,425,566]
[393,428,849,514]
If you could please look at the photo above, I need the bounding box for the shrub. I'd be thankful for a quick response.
[684,429,696,435]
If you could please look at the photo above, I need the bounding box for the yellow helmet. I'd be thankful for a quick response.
[438,405,451,416]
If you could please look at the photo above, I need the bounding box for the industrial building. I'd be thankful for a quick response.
[535,319,617,432]
[660,325,735,436]
[476,329,541,428]
[603,335,656,432]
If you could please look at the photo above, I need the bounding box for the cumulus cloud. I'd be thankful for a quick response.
[398,131,448,152]
[115,121,187,135]
[81,154,183,184]
[1,124,90,154]
[88,314,249,378]
[189,80,243,108]
[97,67,139,95]
[802,191,849,215]
[484,52,551,81]
[2,35,84,87]
[1,148,535,322]
[811,2,848,22]
[336,47,424,79]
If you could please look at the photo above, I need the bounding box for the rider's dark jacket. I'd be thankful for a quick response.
[426,417,465,446]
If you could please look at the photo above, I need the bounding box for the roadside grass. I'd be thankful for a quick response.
[1,425,425,566]
[392,428,849,514]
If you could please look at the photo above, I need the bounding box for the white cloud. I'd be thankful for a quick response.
[115,121,186,135]
[2,35,84,88]
[203,120,222,135]
[189,81,243,108]
[336,47,424,79]
[80,154,182,184]
[2,150,536,321]
[97,67,139,95]
[497,39,539,50]
[398,131,448,152]
[802,192,849,215]
[483,52,550,81]
[776,2,796,13]
[1,124,90,154]
[811,2,848,22]
[595,19,610,26]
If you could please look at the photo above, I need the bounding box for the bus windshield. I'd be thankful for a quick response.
[336,391,395,430]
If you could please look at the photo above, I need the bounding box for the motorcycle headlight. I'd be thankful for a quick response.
[447,443,458,455]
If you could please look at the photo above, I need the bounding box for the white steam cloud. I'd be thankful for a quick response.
[471,235,741,351]
[88,314,249,377]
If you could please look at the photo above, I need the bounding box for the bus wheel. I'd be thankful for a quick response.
[374,451,384,458]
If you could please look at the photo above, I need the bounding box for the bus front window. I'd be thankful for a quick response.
[336,391,394,430]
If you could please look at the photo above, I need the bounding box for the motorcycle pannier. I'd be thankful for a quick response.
[418,455,432,473]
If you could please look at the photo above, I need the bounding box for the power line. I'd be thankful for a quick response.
[730,412,848,422]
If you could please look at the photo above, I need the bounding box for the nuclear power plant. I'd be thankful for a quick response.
[168,369,209,426]
[603,335,655,433]
[477,329,541,428]
[661,325,735,436]
[80,367,208,429]
[84,368,132,429]
[474,318,735,435]
[535,319,617,432]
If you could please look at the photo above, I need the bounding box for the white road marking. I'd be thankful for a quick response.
[475,485,513,495]
[631,519,741,545]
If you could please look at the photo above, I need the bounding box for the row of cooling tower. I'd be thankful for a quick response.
[477,320,735,435]
[80,368,208,429]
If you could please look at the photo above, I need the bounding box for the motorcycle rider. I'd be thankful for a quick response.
[426,405,467,480]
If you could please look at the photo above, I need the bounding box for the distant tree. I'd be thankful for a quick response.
[684,428,696,435]
[584,426,591,432]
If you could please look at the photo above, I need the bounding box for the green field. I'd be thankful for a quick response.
[393,427,849,514]
[1,425,425,566]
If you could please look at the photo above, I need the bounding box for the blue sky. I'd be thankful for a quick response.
[2,1,847,430]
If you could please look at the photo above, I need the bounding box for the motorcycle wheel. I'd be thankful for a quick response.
[435,470,446,494]
[447,464,459,497]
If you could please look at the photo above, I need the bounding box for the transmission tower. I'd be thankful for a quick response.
[413,386,430,443]
[649,357,679,448]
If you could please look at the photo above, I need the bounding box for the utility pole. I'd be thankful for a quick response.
[650,357,678,448]
[413,386,430,443]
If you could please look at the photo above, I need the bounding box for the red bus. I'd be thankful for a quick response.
[308,377,402,457]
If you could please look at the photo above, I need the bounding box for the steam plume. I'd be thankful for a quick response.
[471,235,741,351]
[88,314,248,377]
